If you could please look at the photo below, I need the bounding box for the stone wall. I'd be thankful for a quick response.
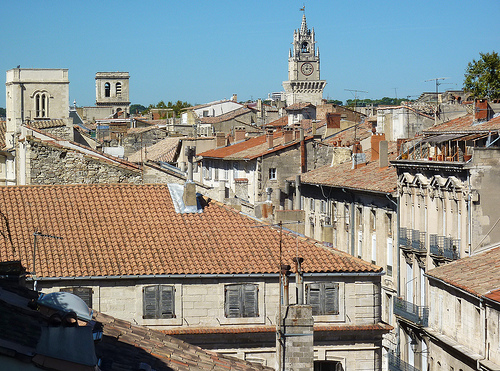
[123,128,169,159]
[27,138,142,185]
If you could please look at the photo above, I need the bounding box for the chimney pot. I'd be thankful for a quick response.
[266,128,274,149]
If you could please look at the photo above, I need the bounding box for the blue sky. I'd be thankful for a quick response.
[1,0,499,107]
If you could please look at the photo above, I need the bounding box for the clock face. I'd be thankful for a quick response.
[301,62,314,76]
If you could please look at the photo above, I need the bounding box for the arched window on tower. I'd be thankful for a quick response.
[301,42,309,53]
[116,82,122,97]
[35,93,48,118]
[104,82,110,97]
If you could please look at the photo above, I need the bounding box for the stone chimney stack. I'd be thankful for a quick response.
[232,94,238,102]
[216,132,226,148]
[352,141,366,169]
[379,140,389,168]
[284,127,294,143]
[370,133,386,162]
[234,127,246,142]
[266,128,274,149]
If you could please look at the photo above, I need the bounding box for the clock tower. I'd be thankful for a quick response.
[283,13,326,106]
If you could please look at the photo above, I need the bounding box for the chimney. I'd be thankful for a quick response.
[370,133,386,162]
[183,182,197,207]
[475,99,490,121]
[234,127,246,142]
[294,125,301,140]
[216,132,226,147]
[326,113,341,129]
[185,146,195,182]
[232,94,238,102]
[267,128,274,149]
[352,141,366,169]
[379,140,388,168]
[284,127,294,143]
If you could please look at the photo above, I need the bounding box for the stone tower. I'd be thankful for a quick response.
[95,72,130,116]
[282,14,326,106]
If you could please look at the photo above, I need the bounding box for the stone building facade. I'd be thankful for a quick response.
[95,72,130,116]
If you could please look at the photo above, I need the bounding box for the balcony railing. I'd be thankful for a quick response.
[393,297,429,327]
[429,234,460,261]
[411,229,426,253]
[399,227,408,247]
[388,352,420,371]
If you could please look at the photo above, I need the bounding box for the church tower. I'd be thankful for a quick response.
[282,14,326,106]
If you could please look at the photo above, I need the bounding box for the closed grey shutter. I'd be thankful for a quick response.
[143,285,159,319]
[324,283,339,315]
[60,287,93,308]
[225,285,242,318]
[307,283,321,315]
[160,286,175,318]
[243,284,258,317]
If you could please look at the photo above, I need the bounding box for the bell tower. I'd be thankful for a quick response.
[283,13,326,106]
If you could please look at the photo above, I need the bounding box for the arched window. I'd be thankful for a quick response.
[35,93,48,118]
[301,42,309,53]
[104,82,110,97]
[116,82,122,97]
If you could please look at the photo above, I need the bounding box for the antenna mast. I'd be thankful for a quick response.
[344,89,368,140]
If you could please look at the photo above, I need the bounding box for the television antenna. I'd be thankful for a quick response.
[344,89,368,140]
[425,77,448,123]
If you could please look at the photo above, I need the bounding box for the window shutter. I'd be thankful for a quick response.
[243,284,258,317]
[307,283,321,315]
[60,287,93,308]
[143,286,159,319]
[160,286,175,318]
[324,283,339,315]
[225,285,241,318]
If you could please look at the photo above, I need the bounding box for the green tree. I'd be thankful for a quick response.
[129,104,147,115]
[0,107,6,117]
[464,51,500,100]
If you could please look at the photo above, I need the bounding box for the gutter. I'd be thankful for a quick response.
[30,271,384,282]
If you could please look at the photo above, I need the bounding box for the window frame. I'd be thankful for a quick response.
[306,282,339,316]
[60,287,93,308]
[224,283,259,318]
[143,285,175,319]
[268,167,277,181]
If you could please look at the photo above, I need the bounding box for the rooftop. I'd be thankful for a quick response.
[127,136,181,163]
[0,184,382,279]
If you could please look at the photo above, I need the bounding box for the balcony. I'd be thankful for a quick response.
[429,234,460,261]
[393,297,429,327]
[399,227,412,250]
[411,230,426,254]
[388,352,420,371]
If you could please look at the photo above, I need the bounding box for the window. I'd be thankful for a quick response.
[306,282,339,315]
[143,285,175,319]
[387,237,393,276]
[386,213,393,237]
[370,209,376,231]
[60,287,93,308]
[320,200,327,214]
[310,198,315,212]
[269,167,277,180]
[35,93,48,118]
[116,82,122,97]
[225,284,258,318]
[104,82,110,97]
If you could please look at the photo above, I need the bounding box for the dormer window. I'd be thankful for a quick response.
[104,82,110,97]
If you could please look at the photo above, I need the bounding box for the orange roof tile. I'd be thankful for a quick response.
[424,114,500,134]
[300,142,398,193]
[128,137,181,163]
[0,184,381,279]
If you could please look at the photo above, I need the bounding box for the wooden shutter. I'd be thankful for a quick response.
[160,286,175,318]
[324,283,339,315]
[243,284,258,317]
[307,283,321,315]
[225,285,242,318]
[143,285,159,319]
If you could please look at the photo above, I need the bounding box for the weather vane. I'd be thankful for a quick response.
[300,5,305,13]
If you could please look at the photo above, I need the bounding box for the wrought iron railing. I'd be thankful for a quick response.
[411,230,426,253]
[399,227,408,247]
[388,352,420,371]
[393,297,429,327]
[429,234,459,261]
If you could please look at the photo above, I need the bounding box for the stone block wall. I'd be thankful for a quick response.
[27,139,142,185]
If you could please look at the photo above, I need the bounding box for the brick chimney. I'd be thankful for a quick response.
[326,113,341,129]
[216,132,226,148]
[371,133,386,162]
[475,99,491,121]
[234,127,246,142]
[284,127,294,143]
[266,128,274,149]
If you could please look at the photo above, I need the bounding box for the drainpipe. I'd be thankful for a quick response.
[293,257,304,305]
[295,175,301,210]
[300,128,306,173]
[342,188,355,256]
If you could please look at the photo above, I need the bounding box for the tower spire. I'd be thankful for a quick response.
[300,13,307,35]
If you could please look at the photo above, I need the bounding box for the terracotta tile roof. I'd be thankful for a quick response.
[323,120,373,145]
[161,323,392,335]
[127,125,161,134]
[285,102,314,110]
[300,142,398,193]
[198,131,314,161]
[424,114,500,134]
[199,107,253,124]
[133,118,169,127]
[128,137,181,163]
[95,312,272,371]
[484,289,500,304]
[267,116,288,128]
[426,246,500,298]
[0,184,382,278]
[25,119,66,130]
